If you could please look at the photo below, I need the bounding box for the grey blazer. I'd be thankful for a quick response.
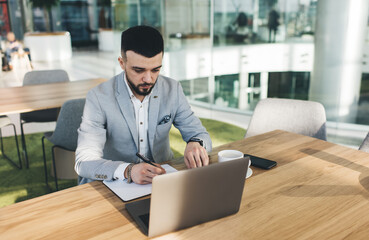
[75,72,212,184]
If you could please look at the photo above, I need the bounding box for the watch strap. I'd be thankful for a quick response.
[187,137,203,147]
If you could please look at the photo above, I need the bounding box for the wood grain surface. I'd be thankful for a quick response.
[1,130,369,239]
[0,78,106,115]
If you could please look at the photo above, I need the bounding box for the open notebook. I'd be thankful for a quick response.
[103,164,178,201]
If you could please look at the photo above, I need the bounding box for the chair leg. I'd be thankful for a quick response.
[0,125,22,169]
[42,136,51,192]
[51,146,59,191]
[20,121,29,169]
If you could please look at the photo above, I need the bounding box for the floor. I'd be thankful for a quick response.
[0,49,117,87]
[0,48,366,149]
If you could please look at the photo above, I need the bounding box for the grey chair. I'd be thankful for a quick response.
[20,69,70,168]
[245,98,327,140]
[41,98,85,191]
[359,132,369,153]
[0,116,21,168]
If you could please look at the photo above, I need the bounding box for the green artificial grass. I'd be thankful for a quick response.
[0,118,245,208]
[169,118,246,158]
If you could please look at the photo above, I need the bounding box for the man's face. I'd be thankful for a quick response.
[7,32,15,42]
[118,50,163,100]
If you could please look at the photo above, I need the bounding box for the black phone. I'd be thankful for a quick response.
[244,154,277,169]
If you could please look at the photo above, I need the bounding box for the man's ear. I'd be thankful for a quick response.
[118,56,125,70]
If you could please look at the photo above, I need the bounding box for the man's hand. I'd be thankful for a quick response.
[184,142,209,169]
[130,162,166,184]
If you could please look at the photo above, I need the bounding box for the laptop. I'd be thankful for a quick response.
[125,157,249,237]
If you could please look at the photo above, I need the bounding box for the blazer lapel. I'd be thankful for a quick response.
[148,81,160,157]
[115,73,138,149]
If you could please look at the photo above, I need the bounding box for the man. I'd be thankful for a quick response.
[75,26,212,185]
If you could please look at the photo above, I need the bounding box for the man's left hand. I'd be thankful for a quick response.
[184,142,209,168]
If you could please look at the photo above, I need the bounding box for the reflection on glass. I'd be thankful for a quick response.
[165,0,211,51]
[268,72,310,100]
[214,74,239,109]
[358,73,369,125]
[180,77,209,104]
[213,0,317,46]
[247,73,261,109]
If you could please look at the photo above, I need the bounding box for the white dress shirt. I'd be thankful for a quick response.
[113,74,151,180]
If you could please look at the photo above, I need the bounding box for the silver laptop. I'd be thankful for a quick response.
[125,157,249,237]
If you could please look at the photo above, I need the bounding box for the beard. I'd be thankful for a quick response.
[126,73,156,96]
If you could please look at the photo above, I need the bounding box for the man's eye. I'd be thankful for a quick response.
[134,69,144,73]
[152,69,160,73]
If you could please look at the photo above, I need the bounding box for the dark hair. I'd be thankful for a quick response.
[121,25,164,60]
[236,12,248,27]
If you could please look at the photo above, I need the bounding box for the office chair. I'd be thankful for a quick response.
[359,132,369,153]
[0,115,22,168]
[245,98,327,140]
[20,69,70,168]
[42,98,85,191]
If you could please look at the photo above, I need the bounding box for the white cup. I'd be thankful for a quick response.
[218,150,252,178]
[218,150,244,162]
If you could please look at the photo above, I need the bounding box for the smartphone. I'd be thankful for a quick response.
[244,154,277,170]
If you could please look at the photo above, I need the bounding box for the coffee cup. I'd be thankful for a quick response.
[218,150,244,162]
[218,150,252,178]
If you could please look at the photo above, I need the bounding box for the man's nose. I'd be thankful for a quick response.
[142,71,152,83]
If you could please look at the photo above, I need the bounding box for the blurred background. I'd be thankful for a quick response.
[1,0,369,148]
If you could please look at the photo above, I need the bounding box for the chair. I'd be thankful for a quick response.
[20,69,70,168]
[42,98,85,191]
[359,132,369,153]
[245,98,327,140]
[11,48,33,71]
[0,116,22,168]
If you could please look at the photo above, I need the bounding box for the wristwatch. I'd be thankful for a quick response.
[187,137,203,147]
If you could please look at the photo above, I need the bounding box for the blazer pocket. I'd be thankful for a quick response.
[158,114,172,125]
[156,119,172,139]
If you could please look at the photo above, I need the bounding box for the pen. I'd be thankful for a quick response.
[136,152,160,168]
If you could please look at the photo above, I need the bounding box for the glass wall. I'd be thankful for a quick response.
[106,0,369,148]
[213,0,317,46]
[5,0,366,147]
[25,0,103,46]
[7,0,365,146]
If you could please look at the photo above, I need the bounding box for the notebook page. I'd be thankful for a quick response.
[103,164,178,201]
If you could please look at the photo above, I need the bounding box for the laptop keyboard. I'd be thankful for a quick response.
[139,213,150,228]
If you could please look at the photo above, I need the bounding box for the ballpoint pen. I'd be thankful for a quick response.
[136,152,161,169]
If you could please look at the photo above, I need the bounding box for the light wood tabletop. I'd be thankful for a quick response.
[1,130,369,239]
[0,78,106,115]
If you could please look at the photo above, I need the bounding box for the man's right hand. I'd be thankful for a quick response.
[130,163,166,184]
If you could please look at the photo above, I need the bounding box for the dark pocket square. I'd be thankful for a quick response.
[158,114,171,125]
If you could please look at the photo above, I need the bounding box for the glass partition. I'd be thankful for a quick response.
[213,0,317,46]
[109,0,369,148]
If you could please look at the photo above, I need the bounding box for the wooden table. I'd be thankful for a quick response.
[2,130,369,239]
[0,78,106,115]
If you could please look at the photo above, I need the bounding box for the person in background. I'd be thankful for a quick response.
[3,32,32,71]
[268,9,280,43]
[75,25,212,185]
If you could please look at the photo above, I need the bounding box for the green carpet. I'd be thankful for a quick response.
[0,118,245,208]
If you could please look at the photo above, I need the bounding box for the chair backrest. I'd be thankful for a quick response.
[245,98,327,140]
[48,98,86,151]
[23,69,69,86]
[359,132,369,153]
